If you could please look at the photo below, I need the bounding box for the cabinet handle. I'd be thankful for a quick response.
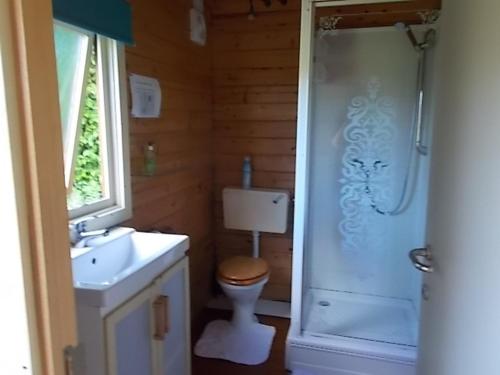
[153,296,167,340]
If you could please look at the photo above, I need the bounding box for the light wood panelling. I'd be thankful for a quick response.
[125,0,443,308]
[211,0,440,18]
[126,0,214,323]
[212,5,299,301]
[211,0,300,16]
[212,0,441,301]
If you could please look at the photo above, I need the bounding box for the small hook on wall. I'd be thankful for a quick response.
[249,0,288,19]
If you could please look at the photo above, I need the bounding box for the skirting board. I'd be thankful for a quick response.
[207,296,291,319]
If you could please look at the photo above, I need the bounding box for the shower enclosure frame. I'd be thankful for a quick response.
[287,0,423,373]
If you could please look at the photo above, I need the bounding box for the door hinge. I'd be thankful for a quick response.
[64,346,75,375]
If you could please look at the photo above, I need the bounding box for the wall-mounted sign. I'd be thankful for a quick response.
[190,7,206,46]
[129,74,162,118]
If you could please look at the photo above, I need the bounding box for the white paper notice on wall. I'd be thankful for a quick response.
[129,74,162,118]
[190,8,207,46]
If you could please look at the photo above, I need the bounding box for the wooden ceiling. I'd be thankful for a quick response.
[209,0,301,16]
[210,0,442,27]
[315,0,442,28]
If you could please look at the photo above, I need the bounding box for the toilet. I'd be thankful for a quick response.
[194,187,289,365]
[217,256,269,329]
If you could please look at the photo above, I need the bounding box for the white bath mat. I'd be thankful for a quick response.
[194,320,276,365]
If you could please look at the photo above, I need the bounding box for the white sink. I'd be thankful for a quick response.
[72,227,189,309]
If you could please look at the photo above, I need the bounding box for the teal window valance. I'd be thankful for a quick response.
[52,0,134,45]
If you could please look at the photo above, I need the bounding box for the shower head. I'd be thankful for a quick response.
[394,22,422,51]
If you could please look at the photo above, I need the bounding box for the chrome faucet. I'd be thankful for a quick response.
[70,220,110,248]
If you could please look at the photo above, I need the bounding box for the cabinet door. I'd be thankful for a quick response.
[105,286,156,375]
[154,257,191,375]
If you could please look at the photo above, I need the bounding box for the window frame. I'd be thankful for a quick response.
[58,23,92,188]
[55,21,131,230]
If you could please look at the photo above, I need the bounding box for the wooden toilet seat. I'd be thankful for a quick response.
[217,256,270,286]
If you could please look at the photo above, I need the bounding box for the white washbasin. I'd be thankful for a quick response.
[72,227,189,309]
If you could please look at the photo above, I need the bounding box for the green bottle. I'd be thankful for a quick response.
[144,142,157,176]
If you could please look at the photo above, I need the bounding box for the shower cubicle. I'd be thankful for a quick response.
[287,1,439,374]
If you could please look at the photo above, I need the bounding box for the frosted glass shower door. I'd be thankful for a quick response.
[302,27,430,347]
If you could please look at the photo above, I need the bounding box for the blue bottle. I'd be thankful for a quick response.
[242,156,252,189]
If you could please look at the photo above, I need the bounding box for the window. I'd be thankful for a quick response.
[54,22,131,229]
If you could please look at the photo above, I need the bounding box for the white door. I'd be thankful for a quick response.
[415,1,500,374]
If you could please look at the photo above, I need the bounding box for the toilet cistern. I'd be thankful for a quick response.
[194,186,289,365]
[222,187,289,234]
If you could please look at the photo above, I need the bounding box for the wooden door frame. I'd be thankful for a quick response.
[2,0,78,374]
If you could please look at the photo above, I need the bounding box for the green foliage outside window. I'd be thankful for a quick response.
[68,45,103,208]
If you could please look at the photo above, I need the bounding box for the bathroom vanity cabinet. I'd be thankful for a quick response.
[105,257,191,375]
[74,255,191,375]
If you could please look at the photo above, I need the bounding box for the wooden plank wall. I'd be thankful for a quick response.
[211,2,300,301]
[126,0,214,324]
[123,0,443,313]
[210,0,441,302]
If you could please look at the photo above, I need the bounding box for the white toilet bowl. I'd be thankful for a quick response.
[218,276,268,330]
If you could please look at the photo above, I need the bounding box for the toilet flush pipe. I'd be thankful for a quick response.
[242,156,260,258]
[252,230,260,258]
